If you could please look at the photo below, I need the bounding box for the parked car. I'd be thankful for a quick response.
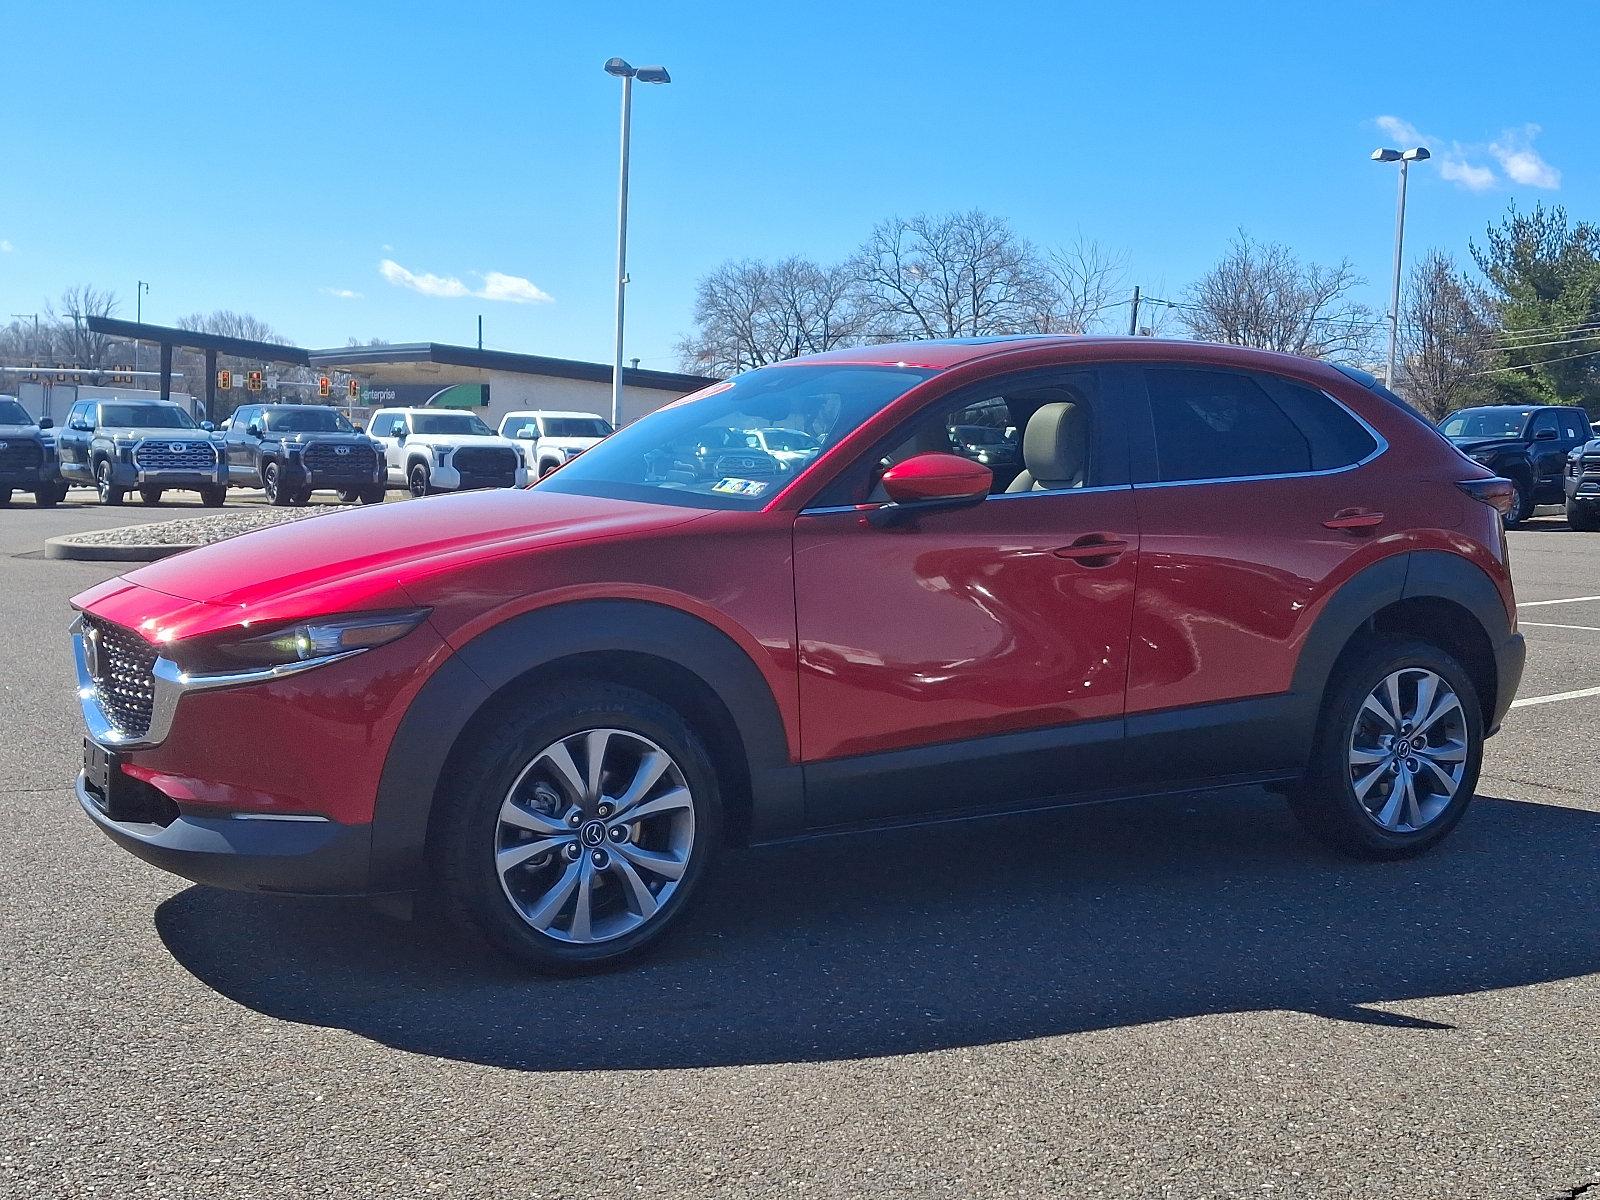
[497,410,614,477]
[742,427,822,472]
[1437,404,1591,527]
[1565,435,1600,531]
[948,422,1023,479]
[221,404,386,506]
[0,395,67,506]
[643,426,784,485]
[56,398,223,506]
[69,337,1524,973]
[367,408,528,497]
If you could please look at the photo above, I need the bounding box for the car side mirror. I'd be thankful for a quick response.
[872,453,993,527]
[246,422,264,438]
[201,420,215,433]
[515,427,536,440]
[1535,428,1558,441]
[72,419,93,432]
[39,416,54,429]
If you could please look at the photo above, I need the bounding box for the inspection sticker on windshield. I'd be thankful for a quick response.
[712,477,770,497]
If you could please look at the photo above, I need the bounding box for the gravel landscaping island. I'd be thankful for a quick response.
[44,505,353,561]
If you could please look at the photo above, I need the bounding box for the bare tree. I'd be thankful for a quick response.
[171,311,292,407]
[1397,250,1497,418]
[176,310,286,344]
[1041,237,1128,333]
[47,285,121,367]
[677,257,865,376]
[1182,231,1377,361]
[849,210,1054,340]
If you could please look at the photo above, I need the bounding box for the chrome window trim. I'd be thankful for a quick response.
[1133,385,1389,490]
[801,482,1133,517]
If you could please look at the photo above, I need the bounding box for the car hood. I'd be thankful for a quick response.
[273,431,372,446]
[103,427,211,442]
[1448,436,1522,456]
[74,488,708,642]
[0,423,44,438]
[410,433,517,449]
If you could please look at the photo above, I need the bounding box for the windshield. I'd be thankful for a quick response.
[1439,408,1532,440]
[544,417,612,439]
[101,404,197,429]
[264,407,354,433]
[0,399,32,424]
[759,429,820,452]
[538,364,935,509]
[411,412,494,436]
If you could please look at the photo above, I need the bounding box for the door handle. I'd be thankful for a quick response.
[1323,509,1385,532]
[1053,535,1129,565]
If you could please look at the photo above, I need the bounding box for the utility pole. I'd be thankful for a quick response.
[477,314,483,350]
[135,280,150,382]
[1127,286,1141,336]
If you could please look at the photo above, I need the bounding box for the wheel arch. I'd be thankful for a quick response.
[369,599,803,888]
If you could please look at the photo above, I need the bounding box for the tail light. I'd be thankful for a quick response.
[1457,477,1516,517]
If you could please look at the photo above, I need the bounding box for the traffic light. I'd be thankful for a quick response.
[318,376,331,398]
[218,369,232,391]
[247,370,264,393]
[347,378,360,400]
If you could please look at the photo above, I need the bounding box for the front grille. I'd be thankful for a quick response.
[133,439,217,472]
[302,442,377,478]
[85,616,157,739]
[453,447,519,476]
[0,439,44,472]
[712,453,779,476]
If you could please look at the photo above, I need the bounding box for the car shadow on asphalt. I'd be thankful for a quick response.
[155,788,1600,1071]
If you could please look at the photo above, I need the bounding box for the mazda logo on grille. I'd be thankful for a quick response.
[0,442,8,451]
[168,442,188,454]
[334,445,350,455]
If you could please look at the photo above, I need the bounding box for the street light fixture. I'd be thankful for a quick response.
[1371,145,1430,388]
[604,57,671,428]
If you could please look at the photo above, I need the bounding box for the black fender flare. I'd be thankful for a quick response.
[368,599,802,886]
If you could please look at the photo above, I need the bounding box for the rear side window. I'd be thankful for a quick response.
[1257,376,1379,470]
[1144,368,1311,482]
[1561,410,1589,442]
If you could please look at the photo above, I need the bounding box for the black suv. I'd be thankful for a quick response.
[1438,404,1592,527]
[0,396,67,507]
[1566,434,1600,531]
[57,398,224,506]
[223,404,385,506]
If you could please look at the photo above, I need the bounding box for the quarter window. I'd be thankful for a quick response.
[1145,368,1311,483]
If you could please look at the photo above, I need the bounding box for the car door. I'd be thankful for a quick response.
[225,407,260,482]
[368,410,402,482]
[793,365,1141,827]
[58,402,92,480]
[1122,362,1389,784]
[1527,409,1569,497]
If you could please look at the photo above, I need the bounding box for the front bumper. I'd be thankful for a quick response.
[1566,470,1600,505]
[76,771,375,893]
[430,461,528,491]
[109,462,227,488]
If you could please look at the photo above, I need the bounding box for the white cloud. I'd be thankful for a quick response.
[379,258,472,298]
[0,239,13,253]
[1489,125,1561,189]
[320,287,363,300]
[1438,157,1497,191]
[1375,114,1423,146]
[378,258,552,304]
[476,271,553,304]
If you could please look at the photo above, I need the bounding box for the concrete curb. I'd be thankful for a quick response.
[44,537,198,562]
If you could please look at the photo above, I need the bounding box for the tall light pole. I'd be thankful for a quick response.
[1371,146,1429,387]
[135,280,150,381]
[604,57,670,428]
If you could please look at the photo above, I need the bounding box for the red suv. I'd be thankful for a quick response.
[70,338,1525,971]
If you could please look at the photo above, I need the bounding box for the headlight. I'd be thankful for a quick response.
[435,446,452,460]
[171,609,429,675]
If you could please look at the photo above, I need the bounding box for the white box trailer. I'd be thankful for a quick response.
[17,381,197,427]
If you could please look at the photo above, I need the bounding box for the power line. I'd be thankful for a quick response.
[1471,344,1600,377]
[1490,320,1600,343]
[1475,331,1600,354]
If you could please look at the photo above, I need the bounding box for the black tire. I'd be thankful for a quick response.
[263,461,291,506]
[138,487,164,506]
[337,487,360,503]
[198,485,226,508]
[0,488,11,506]
[1568,500,1600,532]
[1288,635,1483,859]
[408,461,433,498]
[94,459,124,506]
[33,484,60,508]
[358,485,386,505]
[1502,475,1532,529]
[539,460,559,478]
[434,681,722,973]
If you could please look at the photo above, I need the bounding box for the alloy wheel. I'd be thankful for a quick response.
[1348,667,1469,833]
[495,728,695,944]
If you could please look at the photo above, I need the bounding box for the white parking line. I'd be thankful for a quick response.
[1518,595,1600,608]
[1521,621,1600,632]
[1510,685,1600,709]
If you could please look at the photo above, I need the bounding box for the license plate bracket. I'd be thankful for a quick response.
[82,739,125,815]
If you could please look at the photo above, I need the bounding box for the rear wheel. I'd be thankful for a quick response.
[358,485,386,505]
[0,488,11,506]
[337,487,360,503]
[1568,500,1600,532]
[33,484,61,507]
[94,459,124,506]
[435,681,721,973]
[1288,636,1482,858]
[138,487,164,505]
[198,485,226,508]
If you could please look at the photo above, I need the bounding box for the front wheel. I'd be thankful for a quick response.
[263,461,291,506]
[1502,476,1531,529]
[198,485,226,508]
[33,483,63,507]
[1568,500,1600,532]
[357,485,386,505]
[408,462,434,498]
[1288,636,1482,859]
[95,460,124,506]
[0,488,11,506]
[138,487,164,506]
[337,487,360,503]
[435,682,721,973]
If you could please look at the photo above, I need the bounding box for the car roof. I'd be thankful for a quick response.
[780,335,1355,376]
[500,410,604,420]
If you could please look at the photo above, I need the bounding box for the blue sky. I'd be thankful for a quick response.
[3,0,1593,370]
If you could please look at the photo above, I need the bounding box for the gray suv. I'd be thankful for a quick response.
[57,398,225,506]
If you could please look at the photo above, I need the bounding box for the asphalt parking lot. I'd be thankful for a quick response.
[2,497,1597,1199]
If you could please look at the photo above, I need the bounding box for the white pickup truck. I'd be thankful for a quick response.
[367,407,529,497]
[497,410,614,477]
